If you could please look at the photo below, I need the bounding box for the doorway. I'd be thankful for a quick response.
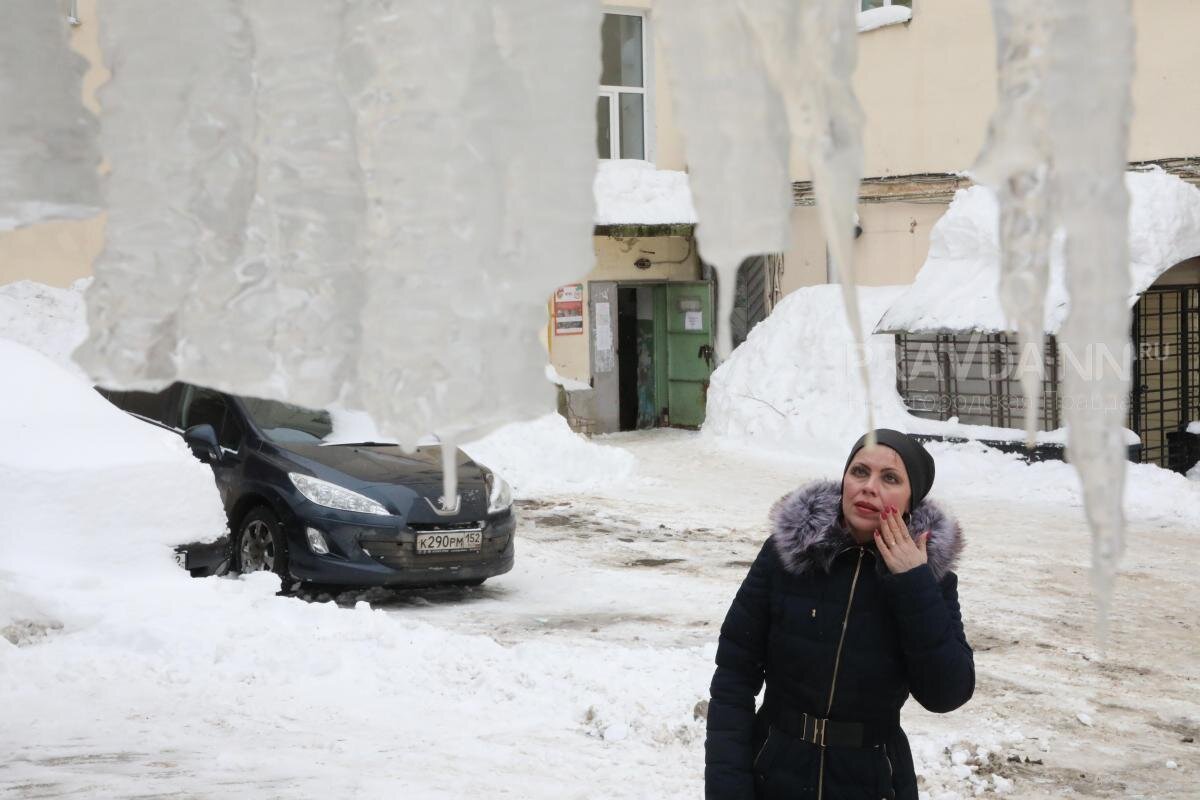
[590,280,715,432]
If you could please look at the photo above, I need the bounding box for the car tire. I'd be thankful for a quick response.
[236,506,289,578]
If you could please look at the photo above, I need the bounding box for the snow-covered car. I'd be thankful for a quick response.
[97,383,515,588]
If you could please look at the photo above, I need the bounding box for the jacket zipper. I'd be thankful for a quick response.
[817,547,865,800]
[884,742,895,798]
[753,726,773,771]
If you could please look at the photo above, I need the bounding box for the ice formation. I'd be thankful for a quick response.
[656,0,792,359]
[0,0,100,230]
[659,0,872,428]
[1049,3,1134,646]
[975,0,1135,645]
[77,1,601,464]
[974,0,1053,448]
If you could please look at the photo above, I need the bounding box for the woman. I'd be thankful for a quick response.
[705,429,974,800]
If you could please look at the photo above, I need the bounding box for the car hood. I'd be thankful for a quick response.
[281,443,487,488]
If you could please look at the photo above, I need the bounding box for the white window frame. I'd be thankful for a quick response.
[859,0,910,10]
[599,7,655,163]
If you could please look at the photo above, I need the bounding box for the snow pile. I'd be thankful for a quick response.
[877,169,1200,334]
[857,5,912,34]
[0,278,90,377]
[545,362,591,392]
[464,413,636,497]
[704,284,914,460]
[0,339,226,641]
[593,159,697,226]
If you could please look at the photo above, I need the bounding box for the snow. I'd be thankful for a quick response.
[545,362,592,392]
[0,278,89,377]
[877,169,1200,334]
[463,413,636,498]
[857,6,912,34]
[593,160,697,225]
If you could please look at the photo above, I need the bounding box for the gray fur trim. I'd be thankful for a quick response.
[768,479,964,582]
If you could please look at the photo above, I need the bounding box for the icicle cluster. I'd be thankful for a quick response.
[0,0,100,230]
[658,0,869,414]
[77,0,600,454]
[977,0,1135,646]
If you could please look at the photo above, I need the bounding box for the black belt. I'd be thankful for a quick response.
[768,708,896,749]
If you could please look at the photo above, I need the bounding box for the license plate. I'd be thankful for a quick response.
[173,551,187,569]
[416,530,483,554]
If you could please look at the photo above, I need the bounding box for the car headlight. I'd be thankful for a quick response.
[486,472,513,514]
[288,473,390,516]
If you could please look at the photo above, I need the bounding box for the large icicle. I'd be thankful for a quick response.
[659,1,870,429]
[656,0,792,359]
[781,0,870,435]
[340,0,600,448]
[974,0,1053,448]
[78,1,599,451]
[176,0,367,398]
[0,0,100,230]
[1049,2,1135,648]
[77,1,256,386]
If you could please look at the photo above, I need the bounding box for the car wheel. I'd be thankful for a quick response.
[236,506,289,577]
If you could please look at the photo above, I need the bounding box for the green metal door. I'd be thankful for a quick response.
[665,282,715,427]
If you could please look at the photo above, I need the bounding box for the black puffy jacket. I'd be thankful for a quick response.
[705,480,974,800]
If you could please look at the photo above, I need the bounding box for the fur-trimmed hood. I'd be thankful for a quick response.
[769,479,964,582]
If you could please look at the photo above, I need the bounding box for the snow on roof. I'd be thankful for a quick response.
[857,5,912,34]
[876,168,1200,334]
[593,159,697,226]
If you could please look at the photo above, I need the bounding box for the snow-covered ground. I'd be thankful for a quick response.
[3,282,1198,798]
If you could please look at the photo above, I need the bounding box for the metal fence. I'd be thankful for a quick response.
[893,283,1200,469]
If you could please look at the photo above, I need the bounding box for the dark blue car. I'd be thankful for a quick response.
[98,383,515,588]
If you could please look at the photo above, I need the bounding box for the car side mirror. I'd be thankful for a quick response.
[184,424,222,464]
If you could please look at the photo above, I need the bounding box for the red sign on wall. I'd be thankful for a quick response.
[554,284,584,336]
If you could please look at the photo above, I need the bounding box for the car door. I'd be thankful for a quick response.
[178,384,245,510]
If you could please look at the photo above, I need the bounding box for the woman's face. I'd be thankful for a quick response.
[841,445,913,542]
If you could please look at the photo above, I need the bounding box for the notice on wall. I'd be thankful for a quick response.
[684,310,703,331]
[554,283,584,335]
[594,301,612,351]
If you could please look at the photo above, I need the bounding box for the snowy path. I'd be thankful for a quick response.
[3,430,1197,799]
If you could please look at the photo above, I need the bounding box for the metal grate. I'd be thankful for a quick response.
[894,284,1200,469]
[894,331,1061,430]
[1130,285,1199,468]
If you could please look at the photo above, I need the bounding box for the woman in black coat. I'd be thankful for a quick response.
[705,429,974,800]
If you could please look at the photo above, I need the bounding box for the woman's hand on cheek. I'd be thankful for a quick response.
[874,505,929,575]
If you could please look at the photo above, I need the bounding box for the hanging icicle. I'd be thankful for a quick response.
[656,0,792,360]
[0,0,100,230]
[1049,1,1135,649]
[77,0,256,386]
[974,0,1054,449]
[78,0,600,453]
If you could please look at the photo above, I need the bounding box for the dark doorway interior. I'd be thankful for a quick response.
[617,288,639,431]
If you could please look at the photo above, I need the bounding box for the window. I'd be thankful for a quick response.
[598,11,649,160]
[180,385,243,451]
[860,0,911,9]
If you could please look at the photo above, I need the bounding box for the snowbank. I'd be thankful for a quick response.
[877,168,1200,333]
[593,159,697,226]
[0,338,227,641]
[857,5,912,34]
[0,277,90,377]
[464,412,636,497]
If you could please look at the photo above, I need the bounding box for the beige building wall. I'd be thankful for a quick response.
[0,0,107,288]
[549,234,699,384]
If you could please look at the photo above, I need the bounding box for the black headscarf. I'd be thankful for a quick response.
[842,428,936,509]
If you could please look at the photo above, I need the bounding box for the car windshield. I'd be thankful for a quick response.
[240,397,334,445]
